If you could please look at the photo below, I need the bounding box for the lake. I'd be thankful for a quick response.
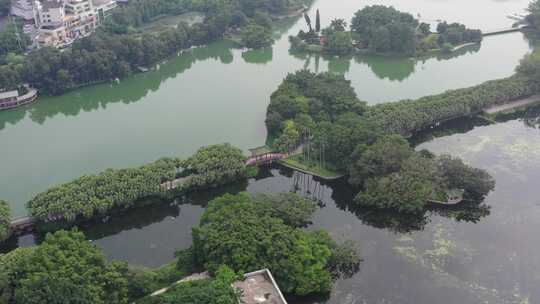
[77,112,540,304]
[0,0,533,216]
[1,0,539,303]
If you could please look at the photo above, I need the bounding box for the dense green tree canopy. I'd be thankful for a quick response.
[527,0,540,31]
[436,22,482,46]
[348,135,413,186]
[27,157,179,223]
[240,24,274,48]
[517,48,540,80]
[251,192,318,227]
[180,143,254,189]
[366,75,539,135]
[356,155,442,213]
[353,144,494,213]
[266,70,365,133]
[3,230,129,304]
[350,5,418,54]
[347,5,480,55]
[193,192,360,295]
[27,144,252,224]
[437,155,495,200]
[0,200,10,242]
[0,20,31,57]
[266,70,498,213]
[323,29,353,54]
[0,247,34,303]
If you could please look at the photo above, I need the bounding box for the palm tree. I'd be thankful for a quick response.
[304,13,313,32]
[330,18,347,32]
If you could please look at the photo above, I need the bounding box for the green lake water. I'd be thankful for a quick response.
[2,1,540,303]
[0,0,533,216]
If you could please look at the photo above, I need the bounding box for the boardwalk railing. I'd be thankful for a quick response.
[9,216,35,235]
[246,153,288,166]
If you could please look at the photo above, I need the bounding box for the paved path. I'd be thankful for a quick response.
[151,272,209,297]
[483,95,540,114]
[482,25,528,36]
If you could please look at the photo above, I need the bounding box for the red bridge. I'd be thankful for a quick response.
[246,146,287,166]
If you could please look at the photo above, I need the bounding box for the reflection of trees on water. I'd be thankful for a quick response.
[496,104,540,130]
[290,42,481,82]
[273,164,490,233]
[348,205,430,233]
[0,180,249,250]
[0,41,238,129]
[241,47,273,64]
[429,202,491,224]
[0,14,307,130]
[291,172,329,205]
[523,105,540,129]
[409,116,491,146]
[339,199,490,234]
[412,104,540,143]
[80,180,247,241]
[355,55,415,81]
[0,108,25,131]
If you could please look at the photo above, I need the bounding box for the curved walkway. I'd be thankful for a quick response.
[483,95,540,114]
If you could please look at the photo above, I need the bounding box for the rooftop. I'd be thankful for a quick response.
[0,90,19,100]
[233,269,288,304]
[41,0,63,11]
[91,0,112,6]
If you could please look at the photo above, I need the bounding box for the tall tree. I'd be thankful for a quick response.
[330,18,347,31]
[304,13,312,32]
[315,9,321,32]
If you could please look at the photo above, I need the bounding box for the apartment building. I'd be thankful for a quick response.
[32,0,116,47]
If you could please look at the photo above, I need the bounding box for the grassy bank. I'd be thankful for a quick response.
[278,156,344,180]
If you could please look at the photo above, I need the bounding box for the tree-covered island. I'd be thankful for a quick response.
[26,144,257,230]
[290,5,482,56]
[1,192,361,303]
[263,68,540,212]
[0,0,540,304]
